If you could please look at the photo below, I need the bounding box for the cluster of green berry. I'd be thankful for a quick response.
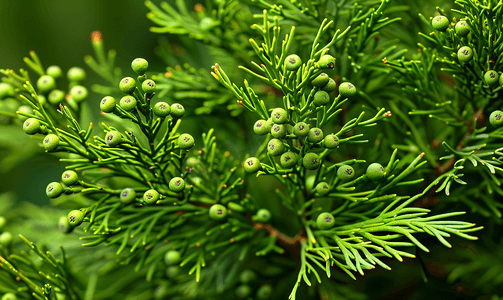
[234,269,272,299]
[0,216,12,249]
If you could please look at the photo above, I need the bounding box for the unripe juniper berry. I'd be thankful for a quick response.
[105,131,123,147]
[70,85,88,102]
[308,127,324,143]
[315,182,330,195]
[0,232,13,245]
[143,189,160,204]
[366,163,384,182]
[311,73,329,87]
[131,58,149,75]
[17,105,32,120]
[457,46,473,63]
[48,89,65,104]
[46,182,64,198]
[68,209,85,227]
[1,293,17,300]
[252,208,271,223]
[58,216,73,233]
[339,82,356,97]
[46,65,63,79]
[142,79,156,93]
[166,266,180,278]
[62,170,78,186]
[317,212,335,229]
[209,204,227,220]
[322,78,336,92]
[0,216,5,230]
[313,90,330,106]
[271,107,288,124]
[455,20,470,36]
[324,134,339,148]
[257,285,273,299]
[271,123,287,138]
[236,285,252,299]
[153,101,171,117]
[120,188,136,204]
[119,77,136,94]
[178,133,195,149]
[23,118,41,135]
[169,177,185,192]
[337,165,355,181]
[285,54,302,71]
[244,157,261,173]
[0,83,15,99]
[265,118,274,131]
[489,110,503,127]
[254,119,269,135]
[432,15,449,31]
[100,96,116,113]
[280,151,297,168]
[170,103,185,119]
[43,134,60,151]
[164,250,181,265]
[120,95,137,112]
[484,70,499,86]
[267,138,285,156]
[199,17,214,30]
[37,75,56,94]
[318,54,335,69]
[303,152,320,170]
[294,122,310,137]
[239,269,257,283]
[67,67,86,82]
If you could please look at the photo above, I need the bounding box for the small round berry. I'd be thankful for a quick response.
[271,107,288,124]
[285,54,302,71]
[143,189,160,204]
[48,89,65,104]
[120,188,136,204]
[303,152,320,170]
[164,250,181,265]
[70,85,88,102]
[265,117,274,131]
[131,58,149,75]
[457,46,473,63]
[500,73,503,86]
[267,139,285,156]
[308,127,324,143]
[46,182,64,198]
[23,118,41,135]
[153,102,171,117]
[235,284,251,299]
[455,20,470,37]
[142,79,156,93]
[105,131,123,147]
[178,133,195,150]
[324,134,339,149]
[244,157,261,173]
[366,163,384,182]
[199,17,214,30]
[313,90,330,106]
[37,75,56,94]
[0,83,15,99]
[68,209,85,227]
[252,208,271,223]
[38,95,47,105]
[294,122,310,138]
[119,77,136,94]
[58,215,73,233]
[316,212,335,230]
[1,293,17,300]
[432,15,449,31]
[271,123,287,138]
[43,134,60,151]
[254,119,269,135]
[257,285,273,299]
[337,165,355,181]
[484,70,499,86]
[0,232,13,245]
[169,177,185,192]
[166,266,180,278]
[100,96,116,113]
[311,73,329,87]
[170,103,185,119]
[17,105,32,120]
[318,54,335,69]
[322,78,336,92]
[0,216,5,230]
[67,67,86,82]
[280,151,298,168]
[46,65,63,79]
[186,157,202,168]
[339,82,356,97]
[489,110,503,127]
[209,204,227,220]
[62,170,79,186]
[119,95,137,112]
[315,182,330,196]
[240,269,257,283]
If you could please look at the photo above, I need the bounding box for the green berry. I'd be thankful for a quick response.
[294,122,310,137]
[43,134,60,151]
[318,54,335,69]
[178,133,195,150]
[252,208,271,223]
[37,75,56,94]
[317,212,335,230]
[48,89,65,104]
[186,157,202,168]
[166,266,180,278]
[105,131,123,147]
[62,170,79,186]
[322,78,336,92]
[58,215,73,233]
[303,152,320,170]
[311,73,329,87]
[271,107,288,124]
[324,134,339,149]
[120,95,137,112]
[489,110,503,127]
[0,83,15,99]
[235,285,251,299]
[337,165,355,181]
[316,182,330,196]
[170,103,185,118]
[313,90,330,106]
[23,118,41,135]
[38,95,47,105]
[455,20,470,36]
[367,163,384,182]
[119,77,136,94]
[500,73,503,87]
[271,123,287,138]
[153,101,171,117]
[100,96,116,113]
[240,269,257,283]
[0,232,13,245]
[457,46,473,63]
[285,54,302,71]
[46,182,64,198]
[68,209,85,227]
[280,151,298,169]
[67,67,86,82]
[17,105,32,120]
[267,138,285,156]
[254,119,269,135]
[120,188,136,204]
[244,157,261,173]
[0,216,5,231]
[484,70,499,86]
[46,65,63,79]
[169,177,185,192]
[257,285,273,299]
[265,118,274,132]
[199,17,214,30]
[143,189,160,204]
[432,15,449,31]
[142,79,156,93]
[308,127,324,143]
[70,85,88,102]
[339,82,356,97]
[209,204,227,220]
[131,58,149,75]
[1,293,17,300]
[164,250,181,265]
